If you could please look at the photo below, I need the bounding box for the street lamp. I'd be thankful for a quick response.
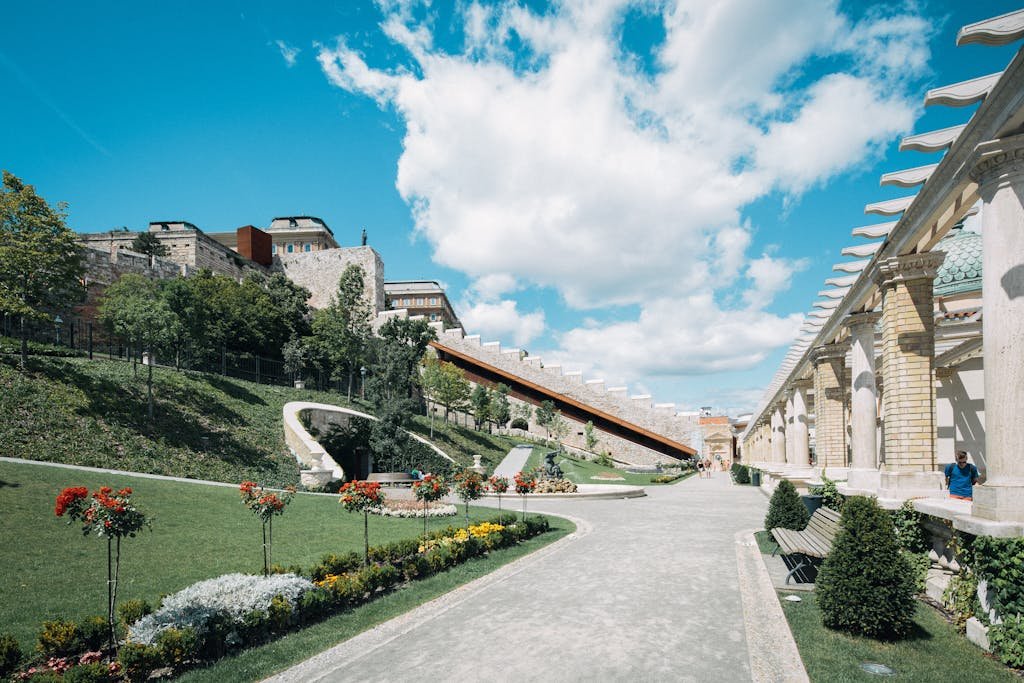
[54,315,63,346]
[360,366,367,400]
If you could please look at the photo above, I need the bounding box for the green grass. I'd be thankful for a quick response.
[522,450,694,486]
[0,355,531,487]
[0,460,570,655]
[781,593,1017,682]
[755,529,779,555]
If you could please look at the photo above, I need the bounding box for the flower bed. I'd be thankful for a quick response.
[369,498,457,518]
[534,479,577,494]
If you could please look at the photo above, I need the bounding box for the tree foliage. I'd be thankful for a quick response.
[310,264,371,396]
[764,479,809,538]
[365,317,436,412]
[130,231,169,257]
[816,496,917,640]
[536,400,556,436]
[490,383,511,430]
[421,357,470,420]
[470,384,491,431]
[0,171,85,365]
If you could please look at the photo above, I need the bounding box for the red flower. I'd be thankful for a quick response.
[55,486,88,517]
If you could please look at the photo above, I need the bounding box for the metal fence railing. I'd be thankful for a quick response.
[0,313,349,393]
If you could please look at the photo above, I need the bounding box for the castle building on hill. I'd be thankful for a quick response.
[384,280,462,329]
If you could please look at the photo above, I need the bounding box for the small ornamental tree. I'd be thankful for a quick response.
[735,465,750,485]
[488,475,510,513]
[239,482,295,575]
[55,486,148,650]
[339,480,383,566]
[412,474,449,538]
[816,496,917,640]
[454,471,484,527]
[764,479,809,540]
[514,470,537,521]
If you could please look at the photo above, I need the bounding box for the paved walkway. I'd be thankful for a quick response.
[492,444,535,479]
[269,472,806,682]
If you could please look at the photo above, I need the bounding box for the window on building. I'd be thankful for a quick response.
[430,313,437,321]
[430,297,438,305]
[272,244,277,255]
[404,298,411,305]
[287,243,294,253]
[416,298,424,305]
[303,243,311,252]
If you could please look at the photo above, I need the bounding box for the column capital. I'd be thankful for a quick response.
[969,134,1024,189]
[844,311,881,332]
[810,342,848,366]
[791,378,814,391]
[874,252,946,289]
[935,366,956,380]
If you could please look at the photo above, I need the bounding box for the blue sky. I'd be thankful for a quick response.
[2,1,1020,414]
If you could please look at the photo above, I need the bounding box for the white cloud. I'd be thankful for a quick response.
[459,299,546,348]
[317,0,930,397]
[274,40,301,67]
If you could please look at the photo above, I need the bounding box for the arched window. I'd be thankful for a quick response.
[271,244,277,255]
[303,243,311,252]
[287,243,294,253]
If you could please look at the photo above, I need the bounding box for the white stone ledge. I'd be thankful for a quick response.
[925,73,1001,107]
[957,9,1024,46]
[899,124,966,152]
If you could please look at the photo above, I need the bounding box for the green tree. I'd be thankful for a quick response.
[311,264,372,398]
[158,276,209,369]
[98,274,176,419]
[0,171,85,367]
[470,384,492,431]
[365,317,436,411]
[511,401,533,429]
[490,383,512,431]
[548,412,570,446]
[421,357,470,422]
[584,421,598,451]
[536,400,556,437]
[281,335,310,385]
[764,479,810,539]
[817,496,917,640]
[130,231,169,257]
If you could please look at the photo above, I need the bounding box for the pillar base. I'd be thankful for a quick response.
[876,471,945,503]
[822,467,849,481]
[972,485,1024,525]
[845,468,880,491]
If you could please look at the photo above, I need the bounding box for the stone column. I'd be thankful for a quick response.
[784,392,796,465]
[811,343,848,471]
[875,252,945,497]
[791,380,811,467]
[969,135,1024,524]
[845,312,882,492]
[771,404,786,464]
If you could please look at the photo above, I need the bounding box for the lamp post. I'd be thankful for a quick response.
[54,315,63,347]
[360,366,367,400]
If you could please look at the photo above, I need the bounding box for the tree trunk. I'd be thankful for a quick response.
[19,316,27,369]
[147,359,154,421]
[347,367,354,401]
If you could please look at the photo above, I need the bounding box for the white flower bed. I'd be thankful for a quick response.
[369,503,457,518]
[129,573,314,644]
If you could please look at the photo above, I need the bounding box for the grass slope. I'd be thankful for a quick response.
[0,356,526,487]
[0,460,571,655]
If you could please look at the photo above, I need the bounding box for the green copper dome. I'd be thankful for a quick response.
[934,227,982,296]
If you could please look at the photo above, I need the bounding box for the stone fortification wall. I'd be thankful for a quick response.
[78,247,184,322]
[79,229,263,280]
[377,312,696,465]
[275,246,385,311]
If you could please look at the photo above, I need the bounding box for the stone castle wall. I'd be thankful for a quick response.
[275,246,385,311]
[79,229,261,280]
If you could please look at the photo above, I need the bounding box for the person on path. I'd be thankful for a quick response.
[697,459,705,478]
[945,450,981,501]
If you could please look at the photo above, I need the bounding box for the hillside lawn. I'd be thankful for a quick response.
[0,354,529,488]
[522,449,695,486]
[0,459,573,658]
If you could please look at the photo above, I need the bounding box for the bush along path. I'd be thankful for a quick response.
[1,511,552,681]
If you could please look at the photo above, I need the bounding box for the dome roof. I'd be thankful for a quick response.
[934,227,982,296]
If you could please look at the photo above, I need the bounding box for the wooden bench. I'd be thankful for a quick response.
[368,472,416,487]
[771,506,842,584]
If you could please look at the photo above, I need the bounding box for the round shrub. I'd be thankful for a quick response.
[0,633,22,678]
[816,496,917,640]
[36,619,79,657]
[118,599,153,628]
[735,466,750,485]
[63,662,118,683]
[764,480,809,539]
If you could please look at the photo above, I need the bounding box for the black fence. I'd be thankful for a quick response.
[0,313,356,394]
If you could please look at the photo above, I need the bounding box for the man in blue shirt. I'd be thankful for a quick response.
[945,450,981,501]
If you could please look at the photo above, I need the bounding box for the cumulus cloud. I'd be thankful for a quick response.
[459,299,546,348]
[274,40,301,67]
[317,0,929,404]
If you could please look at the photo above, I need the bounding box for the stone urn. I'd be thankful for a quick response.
[471,454,485,475]
[294,379,305,389]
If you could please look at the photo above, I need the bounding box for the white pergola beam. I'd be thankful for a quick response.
[900,124,967,153]
[852,221,899,239]
[813,299,841,310]
[865,196,916,216]
[825,274,859,287]
[957,9,1024,46]
[817,287,850,299]
[841,242,884,258]
[880,164,939,188]
[833,259,870,273]
[925,73,1002,107]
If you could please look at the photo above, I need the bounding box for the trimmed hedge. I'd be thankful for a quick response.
[764,480,808,539]
[816,496,917,640]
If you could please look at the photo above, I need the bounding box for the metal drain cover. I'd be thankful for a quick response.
[859,662,896,676]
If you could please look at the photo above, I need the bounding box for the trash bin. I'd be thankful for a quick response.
[801,494,823,516]
[750,470,762,487]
